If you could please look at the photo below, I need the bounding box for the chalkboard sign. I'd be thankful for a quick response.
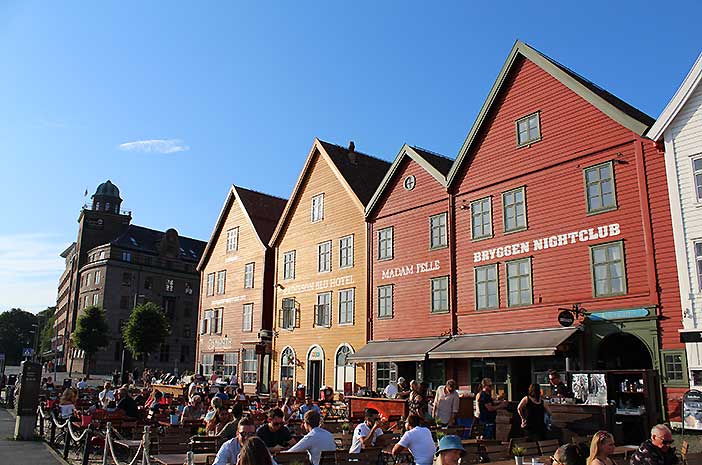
[17,361,42,416]
[683,389,702,431]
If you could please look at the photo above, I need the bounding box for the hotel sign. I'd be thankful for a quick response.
[381,260,441,280]
[206,337,233,351]
[212,295,247,305]
[473,223,621,263]
[280,275,354,296]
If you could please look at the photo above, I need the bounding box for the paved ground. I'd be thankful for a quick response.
[0,407,66,464]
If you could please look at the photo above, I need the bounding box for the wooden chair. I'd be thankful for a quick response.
[275,451,311,465]
[538,439,560,456]
[571,435,593,447]
[462,443,482,464]
[333,433,353,450]
[319,450,337,465]
[468,422,484,439]
[154,429,191,454]
[359,446,383,464]
[484,443,513,462]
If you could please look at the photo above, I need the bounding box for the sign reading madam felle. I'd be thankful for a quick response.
[381,260,440,280]
[473,223,621,263]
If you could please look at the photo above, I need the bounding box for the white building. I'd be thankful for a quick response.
[649,52,702,388]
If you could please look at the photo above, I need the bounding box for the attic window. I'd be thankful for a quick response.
[404,175,416,191]
[129,237,138,246]
[516,112,541,146]
[179,247,185,255]
[189,249,197,258]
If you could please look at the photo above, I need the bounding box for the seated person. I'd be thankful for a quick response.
[212,417,256,465]
[436,435,466,465]
[350,408,384,453]
[629,424,678,465]
[217,402,244,441]
[98,382,115,408]
[59,388,77,419]
[215,385,229,401]
[256,408,296,453]
[76,378,88,390]
[284,410,336,465]
[115,387,139,420]
[552,443,587,465]
[298,396,321,419]
[392,414,436,465]
[181,394,206,422]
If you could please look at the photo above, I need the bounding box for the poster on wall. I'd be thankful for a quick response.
[683,390,702,431]
[570,373,608,405]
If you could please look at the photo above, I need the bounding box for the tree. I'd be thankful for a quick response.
[0,308,37,364]
[71,306,109,378]
[122,302,170,369]
[38,306,56,355]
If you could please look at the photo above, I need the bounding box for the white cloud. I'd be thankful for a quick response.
[0,233,66,313]
[118,139,189,154]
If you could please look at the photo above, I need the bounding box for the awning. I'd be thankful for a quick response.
[427,327,578,359]
[680,329,702,343]
[348,337,449,363]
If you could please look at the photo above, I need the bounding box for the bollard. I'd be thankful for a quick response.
[63,425,71,459]
[81,427,92,465]
[187,450,194,465]
[50,419,56,445]
[39,412,44,437]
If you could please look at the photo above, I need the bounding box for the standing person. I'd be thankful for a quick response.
[435,435,466,465]
[383,379,399,398]
[432,379,460,426]
[284,410,336,465]
[629,424,678,465]
[256,408,296,453]
[548,370,572,398]
[238,436,275,465]
[349,408,384,453]
[397,377,411,399]
[282,397,298,422]
[212,417,256,465]
[474,378,507,439]
[588,431,617,465]
[517,383,551,441]
[408,380,430,420]
[392,414,436,465]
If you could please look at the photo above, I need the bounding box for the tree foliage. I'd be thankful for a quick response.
[38,306,56,355]
[122,302,170,366]
[71,306,109,377]
[0,308,37,364]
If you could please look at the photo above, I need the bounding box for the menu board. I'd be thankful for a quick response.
[17,361,42,416]
[683,389,702,431]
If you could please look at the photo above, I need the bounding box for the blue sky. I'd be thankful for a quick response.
[0,1,700,312]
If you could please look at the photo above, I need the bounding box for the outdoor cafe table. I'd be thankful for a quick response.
[151,453,213,465]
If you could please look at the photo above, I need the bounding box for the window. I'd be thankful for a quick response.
[404,175,416,191]
[242,303,253,332]
[244,263,255,288]
[280,348,295,390]
[211,308,223,334]
[339,235,354,268]
[242,349,257,384]
[206,273,215,296]
[516,112,541,146]
[693,157,702,202]
[183,324,191,338]
[122,251,131,262]
[507,258,532,306]
[94,271,100,285]
[223,352,238,377]
[378,227,394,260]
[695,242,702,291]
[430,213,448,249]
[165,279,174,292]
[318,241,331,273]
[226,227,239,252]
[503,187,527,232]
[85,272,91,286]
[180,345,189,363]
[120,296,130,310]
[216,270,226,295]
[378,285,394,319]
[311,193,324,223]
[281,298,297,330]
[200,310,210,335]
[183,301,193,318]
[376,362,398,391]
[335,345,355,392]
[122,272,132,286]
[471,197,492,239]
[338,288,355,324]
[144,277,153,290]
[431,276,449,313]
[99,250,105,260]
[315,292,332,327]
[92,294,99,306]
[663,351,687,385]
[475,264,498,310]
[590,241,626,297]
[202,353,214,376]
[585,162,617,213]
[283,251,296,280]
[185,282,193,295]
[159,344,170,362]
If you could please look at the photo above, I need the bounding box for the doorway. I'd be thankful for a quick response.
[308,361,322,400]
[596,333,652,369]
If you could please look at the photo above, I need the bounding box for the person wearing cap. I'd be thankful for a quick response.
[392,414,436,465]
[432,379,460,426]
[397,377,411,399]
[436,435,466,465]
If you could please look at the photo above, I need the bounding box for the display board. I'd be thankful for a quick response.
[570,372,608,405]
[16,361,42,416]
[683,389,702,431]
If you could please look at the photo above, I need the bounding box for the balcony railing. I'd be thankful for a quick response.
[81,204,132,216]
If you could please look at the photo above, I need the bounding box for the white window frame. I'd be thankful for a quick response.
[283,251,296,280]
[311,193,324,223]
[430,213,448,249]
[475,264,499,310]
[94,271,100,285]
[280,347,296,395]
[165,279,174,293]
[378,284,394,319]
[378,227,394,261]
[244,262,255,288]
[242,348,257,384]
[375,362,398,391]
[315,292,332,328]
[693,156,702,203]
[339,235,354,269]
[92,294,99,306]
[503,187,527,233]
[431,276,449,313]
[471,197,492,240]
[317,241,332,273]
[281,298,296,330]
[334,344,355,393]
[506,258,533,307]
[242,303,253,332]
[226,227,239,252]
[206,273,215,296]
[338,288,355,325]
[216,270,226,295]
[122,251,131,262]
[694,241,702,291]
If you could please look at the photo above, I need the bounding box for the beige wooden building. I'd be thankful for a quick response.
[270,139,390,399]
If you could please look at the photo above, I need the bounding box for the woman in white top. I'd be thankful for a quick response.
[59,388,77,419]
[587,431,617,465]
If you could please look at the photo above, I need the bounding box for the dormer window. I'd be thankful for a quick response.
[516,112,541,146]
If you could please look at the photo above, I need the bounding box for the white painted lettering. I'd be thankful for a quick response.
[474,252,481,263]
[557,234,568,246]
[533,238,544,251]
[579,230,588,241]
[609,223,621,236]
[548,236,558,248]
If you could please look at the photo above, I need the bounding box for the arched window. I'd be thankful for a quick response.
[105,202,111,212]
[335,345,355,393]
[280,347,295,397]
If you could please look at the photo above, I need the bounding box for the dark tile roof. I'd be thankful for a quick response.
[536,50,655,127]
[110,224,206,262]
[318,140,391,206]
[234,186,287,245]
[410,146,454,176]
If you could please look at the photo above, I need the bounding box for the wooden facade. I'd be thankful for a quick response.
[270,139,390,399]
[196,185,286,393]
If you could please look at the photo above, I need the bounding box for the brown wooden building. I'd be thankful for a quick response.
[196,185,286,393]
[270,139,390,399]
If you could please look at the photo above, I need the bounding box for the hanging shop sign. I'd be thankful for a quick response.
[280,275,354,296]
[558,311,575,327]
[380,260,441,280]
[473,223,621,263]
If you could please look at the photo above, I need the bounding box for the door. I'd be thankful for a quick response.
[308,361,322,400]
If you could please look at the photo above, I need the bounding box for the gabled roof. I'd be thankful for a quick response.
[365,144,454,216]
[110,225,206,262]
[197,185,287,271]
[60,242,76,258]
[270,138,391,246]
[647,52,702,142]
[447,40,655,186]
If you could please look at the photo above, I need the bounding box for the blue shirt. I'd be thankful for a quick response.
[299,403,321,419]
[212,437,241,465]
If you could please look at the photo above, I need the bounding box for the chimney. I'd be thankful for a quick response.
[348,141,357,165]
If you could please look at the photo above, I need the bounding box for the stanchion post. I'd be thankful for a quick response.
[81,427,92,465]
[187,450,194,465]
[142,425,150,465]
[39,410,44,437]
[102,422,111,465]
[50,418,56,445]
[63,424,71,459]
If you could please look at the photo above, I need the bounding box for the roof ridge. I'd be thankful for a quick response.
[410,145,454,161]
[318,139,390,164]
[234,184,288,202]
[123,223,206,244]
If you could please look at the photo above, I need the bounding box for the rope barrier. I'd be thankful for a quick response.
[101,422,152,465]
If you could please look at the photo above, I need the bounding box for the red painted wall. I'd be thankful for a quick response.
[369,157,452,340]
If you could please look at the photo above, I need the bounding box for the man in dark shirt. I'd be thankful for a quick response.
[116,387,139,419]
[630,424,678,465]
[548,370,572,398]
[256,408,296,453]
